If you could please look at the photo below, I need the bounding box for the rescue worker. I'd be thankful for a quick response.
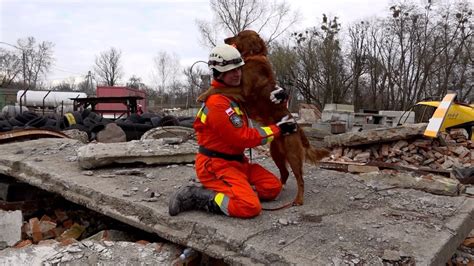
[168,44,297,218]
[137,104,144,115]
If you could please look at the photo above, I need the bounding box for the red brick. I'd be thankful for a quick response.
[62,219,74,229]
[29,217,42,243]
[14,239,33,248]
[136,240,150,245]
[40,215,53,223]
[40,220,57,234]
[59,237,79,246]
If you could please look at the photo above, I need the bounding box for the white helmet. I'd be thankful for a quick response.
[208,44,244,72]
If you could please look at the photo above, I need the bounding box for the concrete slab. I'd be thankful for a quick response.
[0,138,473,265]
[324,123,427,147]
[77,139,197,169]
[0,210,22,247]
[0,240,181,265]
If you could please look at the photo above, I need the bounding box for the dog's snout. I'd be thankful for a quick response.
[224,37,234,44]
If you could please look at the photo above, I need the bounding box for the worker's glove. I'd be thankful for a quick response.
[276,115,297,135]
[270,85,289,104]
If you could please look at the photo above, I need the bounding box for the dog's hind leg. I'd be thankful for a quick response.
[284,135,305,206]
[270,139,289,185]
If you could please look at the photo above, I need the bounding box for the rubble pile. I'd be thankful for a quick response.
[16,209,87,247]
[327,128,473,171]
[449,232,474,265]
[1,206,194,265]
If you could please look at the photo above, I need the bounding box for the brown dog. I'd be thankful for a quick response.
[198,30,329,205]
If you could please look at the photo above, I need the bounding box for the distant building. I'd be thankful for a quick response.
[0,88,21,109]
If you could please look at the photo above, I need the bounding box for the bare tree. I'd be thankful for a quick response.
[127,75,146,90]
[282,16,351,107]
[0,48,22,87]
[196,0,300,47]
[151,51,181,104]
[16,37,54,89]
[93,47,123,86]
[347,21,369,111]
[183,64,209,107]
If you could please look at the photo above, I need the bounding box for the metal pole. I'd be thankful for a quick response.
[22,50,26,89]
[188,60,207,109]
[19,88,29,115]
[42,90,51,115]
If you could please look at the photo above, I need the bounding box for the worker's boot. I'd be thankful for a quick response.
[169,185,222,216]
[452,166,474,184]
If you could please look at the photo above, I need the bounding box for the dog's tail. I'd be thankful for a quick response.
[299,128,330,164]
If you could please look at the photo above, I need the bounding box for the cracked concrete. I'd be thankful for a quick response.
[0,138,473,265]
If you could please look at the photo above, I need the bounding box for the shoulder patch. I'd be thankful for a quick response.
[229,113,243,128]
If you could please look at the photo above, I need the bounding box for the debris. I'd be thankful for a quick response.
[98,174,115,178]
[347,164,379,173]
[465,187,474,195]
[59,223,86,241]
[14,239,32,248]
[96,123,127,143]
[62,129,89,143]
[324,123,427,147]
[462,237,474,248]
[356,171,462,196]
[278,218,289,226]
[29,217,42,243]
[77,139,197,169]
[113,169,145,176]
[325,127,473,172]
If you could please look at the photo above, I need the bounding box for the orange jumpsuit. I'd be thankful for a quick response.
[194,81,282,218]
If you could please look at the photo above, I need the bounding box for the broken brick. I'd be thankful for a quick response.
[393,140,409,150]
[59,237,79,246]
[353,152,371,163]
[136,240,150,245]
[39,220,57,234]
[332,147,343,158]
[42,229,57,240]
[462,237,474,248]
[413,139,432,149]
[59,223,85,240]
[14,239,32,248]
[29,217,42,243]
[63,219,74,229]
[381,144,390,157]
[38,239,58,246]
[370,146,380,159]
[40,215,53,223]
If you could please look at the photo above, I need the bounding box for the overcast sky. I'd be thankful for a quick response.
[0,0,396,87]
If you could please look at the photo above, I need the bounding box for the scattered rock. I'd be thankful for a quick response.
[113,169,145,176]
[98,174,115,179]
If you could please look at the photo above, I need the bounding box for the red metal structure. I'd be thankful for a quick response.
[96,86,146,117]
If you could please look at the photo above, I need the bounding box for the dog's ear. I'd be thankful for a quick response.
[254,34,267,56]
[224,36,234,45]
